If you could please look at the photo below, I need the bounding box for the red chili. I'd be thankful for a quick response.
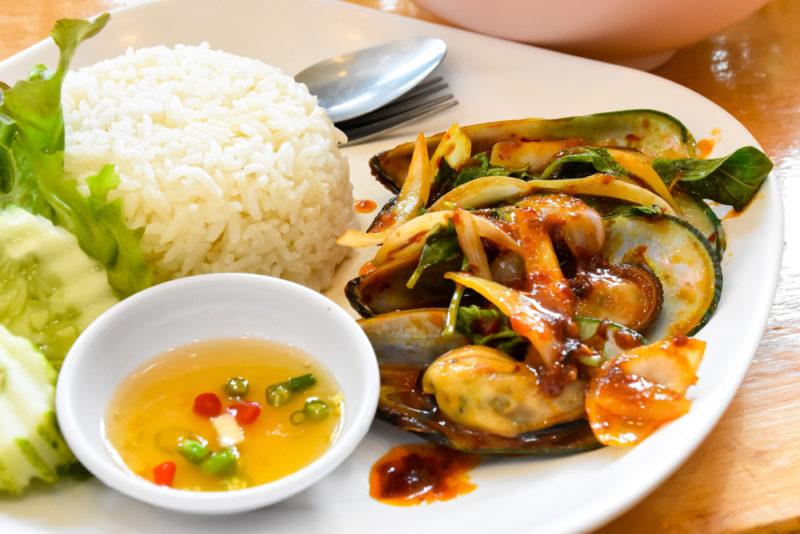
[193,392,222,417]
[153,461,176,486]
[230,401,261,425]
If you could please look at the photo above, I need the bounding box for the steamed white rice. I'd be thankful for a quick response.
[62,43,353,291]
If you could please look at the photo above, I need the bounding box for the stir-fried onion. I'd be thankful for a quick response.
[429,174,675,215]
[452,209,491,279]
[337,133,431,247]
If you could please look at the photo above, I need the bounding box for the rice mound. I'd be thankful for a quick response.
[62,43,353,291]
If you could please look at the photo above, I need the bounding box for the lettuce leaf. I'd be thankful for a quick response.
[652,146,772,211]
[0,14,152,296]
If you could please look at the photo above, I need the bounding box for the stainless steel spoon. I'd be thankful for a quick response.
[295,38,447,123]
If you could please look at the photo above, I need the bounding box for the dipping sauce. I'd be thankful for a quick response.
[369,443,480,506]
[354,199,378,213]
[105,338,342,491]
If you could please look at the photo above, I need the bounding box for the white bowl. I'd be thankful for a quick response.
[414,0,769,69]
[56,273,379,514]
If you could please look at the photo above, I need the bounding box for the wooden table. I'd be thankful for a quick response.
[1,0,798,531]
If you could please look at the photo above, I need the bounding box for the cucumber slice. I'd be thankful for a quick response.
[601,213,722,340]
[673,186,726,257]
[0,325,74,494]
[0,207,118,368]
[575,316,646,362]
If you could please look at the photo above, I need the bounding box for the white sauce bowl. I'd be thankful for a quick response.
[56,273,379,514]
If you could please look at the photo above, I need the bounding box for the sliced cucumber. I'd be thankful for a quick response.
[0,325,74,494]
[575,316,646,363]
[0,207,118,368]
[673,186,726,257]
[601,213,722,340]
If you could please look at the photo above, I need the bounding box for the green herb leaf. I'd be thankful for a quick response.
[406,224,461,289]
[0,14,152,297]
[652,146,772,211]
[453,153,518,187]
[455,305,528,355]
[602,204,662,219]
[540,147,626,180]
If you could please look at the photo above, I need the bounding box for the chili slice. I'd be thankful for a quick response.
[153,461,176,486]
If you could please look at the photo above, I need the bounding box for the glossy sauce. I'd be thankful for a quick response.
[105,338,342,491]
[723,209,744,220]
[359,261,377,277]
[354,199,378,213]
[695,128,721,159]
[369,443,480,506]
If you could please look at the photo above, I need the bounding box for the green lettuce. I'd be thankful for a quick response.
[0,14,152,297]
[653,146,772,211]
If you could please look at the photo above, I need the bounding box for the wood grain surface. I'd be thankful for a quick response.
[1,0,797,532]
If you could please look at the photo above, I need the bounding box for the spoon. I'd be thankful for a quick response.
[295,38,447,123]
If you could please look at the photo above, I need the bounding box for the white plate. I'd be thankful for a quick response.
[0,0,782,532]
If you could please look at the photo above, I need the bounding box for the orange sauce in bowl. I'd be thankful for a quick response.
[369,443,480,506]
[104,338,342,491]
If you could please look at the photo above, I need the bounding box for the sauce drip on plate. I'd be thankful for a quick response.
[695,128,721,159]
[369,443,480,506]
[723,209,744,220]
[354,199,377,213]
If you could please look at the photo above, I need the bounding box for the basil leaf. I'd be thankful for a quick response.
[603,204,662,219]
[652,146,772,211]
[406,224,461,289]
[453,153,516,187]
[540,147,626,180]
[0,15,153,297]
[455,305,528,355]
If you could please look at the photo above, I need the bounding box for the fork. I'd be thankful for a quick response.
[336,76,458,146]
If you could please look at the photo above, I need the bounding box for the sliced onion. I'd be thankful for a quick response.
[428,173,675,215]
[444,272,566,367]
[430,124,472,176]
[453,209,491,279]
[429,176,530,212]
[471,216,520,254]
[606,148,679,212]
[372,211,454,266]
[372,211,520,267]
[585,336,705,446]
[338,133,432,247]
[526,174,675,215]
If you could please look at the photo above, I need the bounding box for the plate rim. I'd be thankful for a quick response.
[0,0,785,532]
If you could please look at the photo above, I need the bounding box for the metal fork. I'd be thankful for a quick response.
[336,76,458,146]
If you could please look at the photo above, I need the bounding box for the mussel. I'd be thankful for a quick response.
[572,263,664,333]
[345,255,458,317]
[370,110,695,192]
[360,309,600,454]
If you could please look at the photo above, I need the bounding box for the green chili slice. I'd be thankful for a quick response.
[290,410,307,425]
[266,384,292,407]
[266,374,317,406]
[177,438,210,464]
[303,399,330,421]
[286,373,316,392]
[200,448,239,476]
[224,376,249,398]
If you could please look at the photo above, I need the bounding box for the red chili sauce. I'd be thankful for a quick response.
[369,443,480,506]
[354,199,378,214]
